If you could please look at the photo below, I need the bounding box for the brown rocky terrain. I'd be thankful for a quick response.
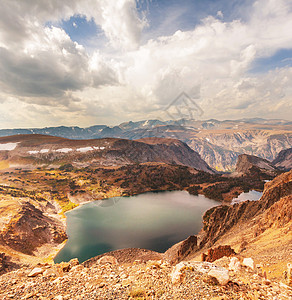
[0,191,67,272]
[0,162,230,273]
[187,170,292,285]
[0,150,282,273]
[0,133,290,299]
[0,248,291,299]
[0,134,214,173]
[199,170,292,248]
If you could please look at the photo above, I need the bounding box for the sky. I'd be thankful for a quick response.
[0,0,292,128]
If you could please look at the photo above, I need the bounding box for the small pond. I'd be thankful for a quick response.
[231,190,263,205]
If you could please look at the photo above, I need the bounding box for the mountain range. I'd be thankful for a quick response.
[1,118,291,171]
[0,135,214,173]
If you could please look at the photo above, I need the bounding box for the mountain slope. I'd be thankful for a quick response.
[234,154,280,177]
[272,148,292,171]
[195,170,292,280]
[0,134,214,173]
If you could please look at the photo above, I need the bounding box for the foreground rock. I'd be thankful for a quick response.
[0,256,291,299]
[242,258,255,270]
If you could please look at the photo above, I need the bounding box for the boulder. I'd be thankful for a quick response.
[28,267,43,277]
[229,257,241,272]
[97,256,118,265]
[171,262,193,284]
[242,258,255,270]
[43,268,57,277]
[207,268,229,285]
[164,235,198,264]
[69,258,79,268]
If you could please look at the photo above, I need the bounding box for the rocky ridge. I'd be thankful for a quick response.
[234,154,281,178]
[0,135,214,173]
[1,118,291,171]
[273,148,292,171]
[199,170,292,249]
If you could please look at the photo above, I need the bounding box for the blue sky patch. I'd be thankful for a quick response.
[61,15,97,41]
[60,15,105,49]
[249,48,292,73]
[140,0,254,40]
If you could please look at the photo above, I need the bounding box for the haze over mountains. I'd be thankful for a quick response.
[1,118,291,171]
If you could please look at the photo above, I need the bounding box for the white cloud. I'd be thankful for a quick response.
[0,0,292,128]
[217,11,223,19]
[0,0,145,50]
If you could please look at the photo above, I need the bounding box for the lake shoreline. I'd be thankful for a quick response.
[54,188,263,264]
[54,191,220,263]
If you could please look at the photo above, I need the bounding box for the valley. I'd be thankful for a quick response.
[0,132,291,299]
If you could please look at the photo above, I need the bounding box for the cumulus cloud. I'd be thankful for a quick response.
[0,0,145,50]
[120,0,292,120]
[0,0,292,128]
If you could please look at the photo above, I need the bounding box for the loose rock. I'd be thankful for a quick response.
[208,268,229,285]
[28,267,43,277]
[229,257,241,272]
[97,256,119,265]
[242,258,255,270]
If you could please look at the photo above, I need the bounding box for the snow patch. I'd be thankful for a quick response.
[77,147,94,152]
[28,150,39,154]
[40,149,49,153]
[0,142,19,151]
[56,148,73,153]
[92,146,106,150]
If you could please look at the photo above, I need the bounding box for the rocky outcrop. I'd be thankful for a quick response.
[201,245,236,262]
[272,148,292,171]
[200,170,292,248]
[234,154,280,177]
[164,235,198,264]
[83,248,163,267]
[0,200,67,255]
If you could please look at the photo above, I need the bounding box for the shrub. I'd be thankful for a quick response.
[59,163,74,172]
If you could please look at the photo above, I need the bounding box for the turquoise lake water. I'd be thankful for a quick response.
[54,191,219,263]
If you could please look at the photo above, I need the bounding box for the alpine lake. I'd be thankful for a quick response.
[54,190,262,263]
